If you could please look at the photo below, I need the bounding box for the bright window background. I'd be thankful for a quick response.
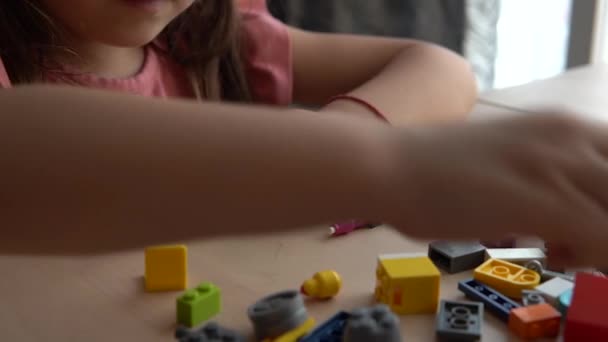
[493,0,573,89]
[595,1,608,63]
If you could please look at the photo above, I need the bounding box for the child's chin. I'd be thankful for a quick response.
[105,31,164,48]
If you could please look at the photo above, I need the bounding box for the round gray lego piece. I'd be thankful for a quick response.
[343,304,401,342]
[525,260,544,273]
[247,290,308,340]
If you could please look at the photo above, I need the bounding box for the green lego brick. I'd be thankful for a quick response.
[176,282,221,327]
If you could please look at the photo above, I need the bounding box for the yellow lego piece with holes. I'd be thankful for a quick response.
[374,253,440,315]
[145,244,188,291]
[263,317,316,342]
[474,258,540,298]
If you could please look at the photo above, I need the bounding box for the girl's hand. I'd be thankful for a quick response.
[381,113,608,268]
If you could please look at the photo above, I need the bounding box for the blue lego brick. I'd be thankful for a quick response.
[457,279,520,322]
[436,300,483,341]
[299,311,351,342]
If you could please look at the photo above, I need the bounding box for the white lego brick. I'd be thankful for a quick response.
[535,277,574,306]
[514,237,546,250]
[484,248,546,266]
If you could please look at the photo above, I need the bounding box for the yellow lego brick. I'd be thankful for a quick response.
[375,253,441,315]
[263,317,316,342]
[145,244,188,291]
[474,258,540,298]
[379,253,440,279]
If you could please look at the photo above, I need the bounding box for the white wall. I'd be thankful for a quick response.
[493,0,572,89]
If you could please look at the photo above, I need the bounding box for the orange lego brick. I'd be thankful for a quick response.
[508,303,561,339]
[474,258,540,298]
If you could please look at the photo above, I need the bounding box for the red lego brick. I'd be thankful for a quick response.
[563,273,608,341]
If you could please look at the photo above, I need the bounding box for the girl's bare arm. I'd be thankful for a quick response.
[289,28,477,124]
[0,85,395,254]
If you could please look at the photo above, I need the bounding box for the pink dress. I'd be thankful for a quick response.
[0,4,292,106]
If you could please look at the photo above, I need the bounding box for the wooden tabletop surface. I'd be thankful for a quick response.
[1,224,535,341]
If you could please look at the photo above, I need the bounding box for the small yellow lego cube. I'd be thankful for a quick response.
[474,258,540,298]
[145,245,188,291]
[375,253,440,315]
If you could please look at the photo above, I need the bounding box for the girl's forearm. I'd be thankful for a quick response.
[0,85,395,254]
[323,44,478,124]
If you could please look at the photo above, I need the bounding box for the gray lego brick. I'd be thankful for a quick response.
[525,260,575,283]
[522,290,546,306]
[428,241,486,274]
[436,300,483,341]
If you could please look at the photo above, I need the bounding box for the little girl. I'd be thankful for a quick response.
[1,0,608,267]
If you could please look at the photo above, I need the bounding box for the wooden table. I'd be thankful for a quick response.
[1,225,529,341]
[0,102,551,342]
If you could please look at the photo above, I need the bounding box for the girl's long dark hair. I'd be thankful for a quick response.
[0,0,251,102]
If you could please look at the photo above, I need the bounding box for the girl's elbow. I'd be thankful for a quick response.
[459,62,479,118]
[411,42,478,93]
[426,43,478,119]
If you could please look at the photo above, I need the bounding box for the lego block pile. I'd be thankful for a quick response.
[144,241,608,342]
[428,240,608,341]
[144,243,380,341]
